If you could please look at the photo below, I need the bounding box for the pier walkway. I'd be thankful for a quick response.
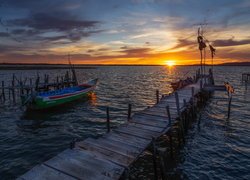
[18,77,208,180]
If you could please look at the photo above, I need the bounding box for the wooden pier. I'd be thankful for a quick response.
[18,71,214,180]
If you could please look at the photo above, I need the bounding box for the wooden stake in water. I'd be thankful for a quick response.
[127,104,132,121]
[2,81,5,102]
[166,105,171,126]
[106,107,110,133]
[152,138,158,180]
[227,96,232,119]
[156,90,159,104]
[175,92,180,116]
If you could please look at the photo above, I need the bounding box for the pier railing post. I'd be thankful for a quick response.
[227,96,232,119]
[152,138,158,180]
[166,105,171,126]
[127,104,132,121]
[12,80,15,103]
[191,87,194,98]
[106,107,110,133]
[174,92,180,116]
[156,90,159,104]
[166,105,173,158]
[2,81,5,102]
[183,99,187,107]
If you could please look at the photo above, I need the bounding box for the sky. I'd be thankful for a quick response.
[0,0,249,65]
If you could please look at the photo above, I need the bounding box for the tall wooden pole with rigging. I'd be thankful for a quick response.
[68,53,78,86]
[197,27,206,76]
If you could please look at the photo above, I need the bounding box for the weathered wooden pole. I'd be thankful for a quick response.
[2,81,5,101]
[158,150,167,180]
[174,92,180,116]
[127,104,132,121]
[200,79,203,90]
[11,80,15,103]
[152,138,158,180]
[166,105,173,158]
[166,105,171,125]
[183,99,187,107]
[227,96,232,119]
[191,87,194,98]
[70,139,75,149]
[156,90,159,104]
[106,107,110,133]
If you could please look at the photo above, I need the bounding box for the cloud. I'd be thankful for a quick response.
[169,38,195,50]
[213,37,250,47]
[120,47,152,56]
[0,32,9,37]
[9,13,99,32]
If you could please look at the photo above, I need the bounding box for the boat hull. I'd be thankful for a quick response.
[24,79,98,110]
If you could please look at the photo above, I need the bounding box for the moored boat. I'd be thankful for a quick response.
[21,78,98,110]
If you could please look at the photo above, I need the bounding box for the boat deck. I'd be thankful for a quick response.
[18,77,207,180]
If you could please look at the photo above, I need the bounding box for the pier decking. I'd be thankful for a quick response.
[18,76,210,180]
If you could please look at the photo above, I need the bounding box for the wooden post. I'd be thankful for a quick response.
[2,81,5,102]
[227,96,232,119]
[152,138,158,180]
[106,107,110,133]
[12,80,15,103]
[70,139,75,149]
[156,90,159,104]
[174,92,180,116]
[166,105,174,158]
[169,132,174,159]
[127,104,132,121]
[158,151,167,180]
[183,99,187,107]
[166,105,171,126]
[191,87,194,98]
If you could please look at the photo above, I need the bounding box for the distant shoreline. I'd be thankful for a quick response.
[0,62,249,70]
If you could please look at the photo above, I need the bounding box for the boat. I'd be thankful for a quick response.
[21,78,98,110]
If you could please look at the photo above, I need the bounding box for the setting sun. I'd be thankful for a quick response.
[165,60,176,67]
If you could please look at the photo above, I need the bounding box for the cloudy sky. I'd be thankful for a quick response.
[0,0,249,64]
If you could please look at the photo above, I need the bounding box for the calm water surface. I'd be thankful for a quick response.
[0,66,249,179]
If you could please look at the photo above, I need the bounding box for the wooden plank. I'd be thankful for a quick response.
[134,112,170,122]
[76,140,134,167]
[57,149,124,179]
[140,110,169,118]
[95,137,145,154]
[127,122,165,133]
[83,137,140,158]
[131,116,168,128]
[18,164,76,180]
[103,132,151,149]
[146,106,178,115]
[143,109,177,120]
[98,136,146,151]
[118,125,161,137]
[113,128,154,140]
[44,151,113,180]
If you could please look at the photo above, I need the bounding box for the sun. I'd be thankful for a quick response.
[165,60,176,67]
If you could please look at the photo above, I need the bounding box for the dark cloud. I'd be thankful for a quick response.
[121,47,152,55]
[8,13,99,32]
[213,38,250,47]
[120,46,128,49]
[169,38,195,50]
[0,32,9,37]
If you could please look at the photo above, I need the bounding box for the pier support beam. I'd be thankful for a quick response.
[156,90,159,104]
[174,92,180,116]
[106,107,110,133]
[127,104,132,121]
